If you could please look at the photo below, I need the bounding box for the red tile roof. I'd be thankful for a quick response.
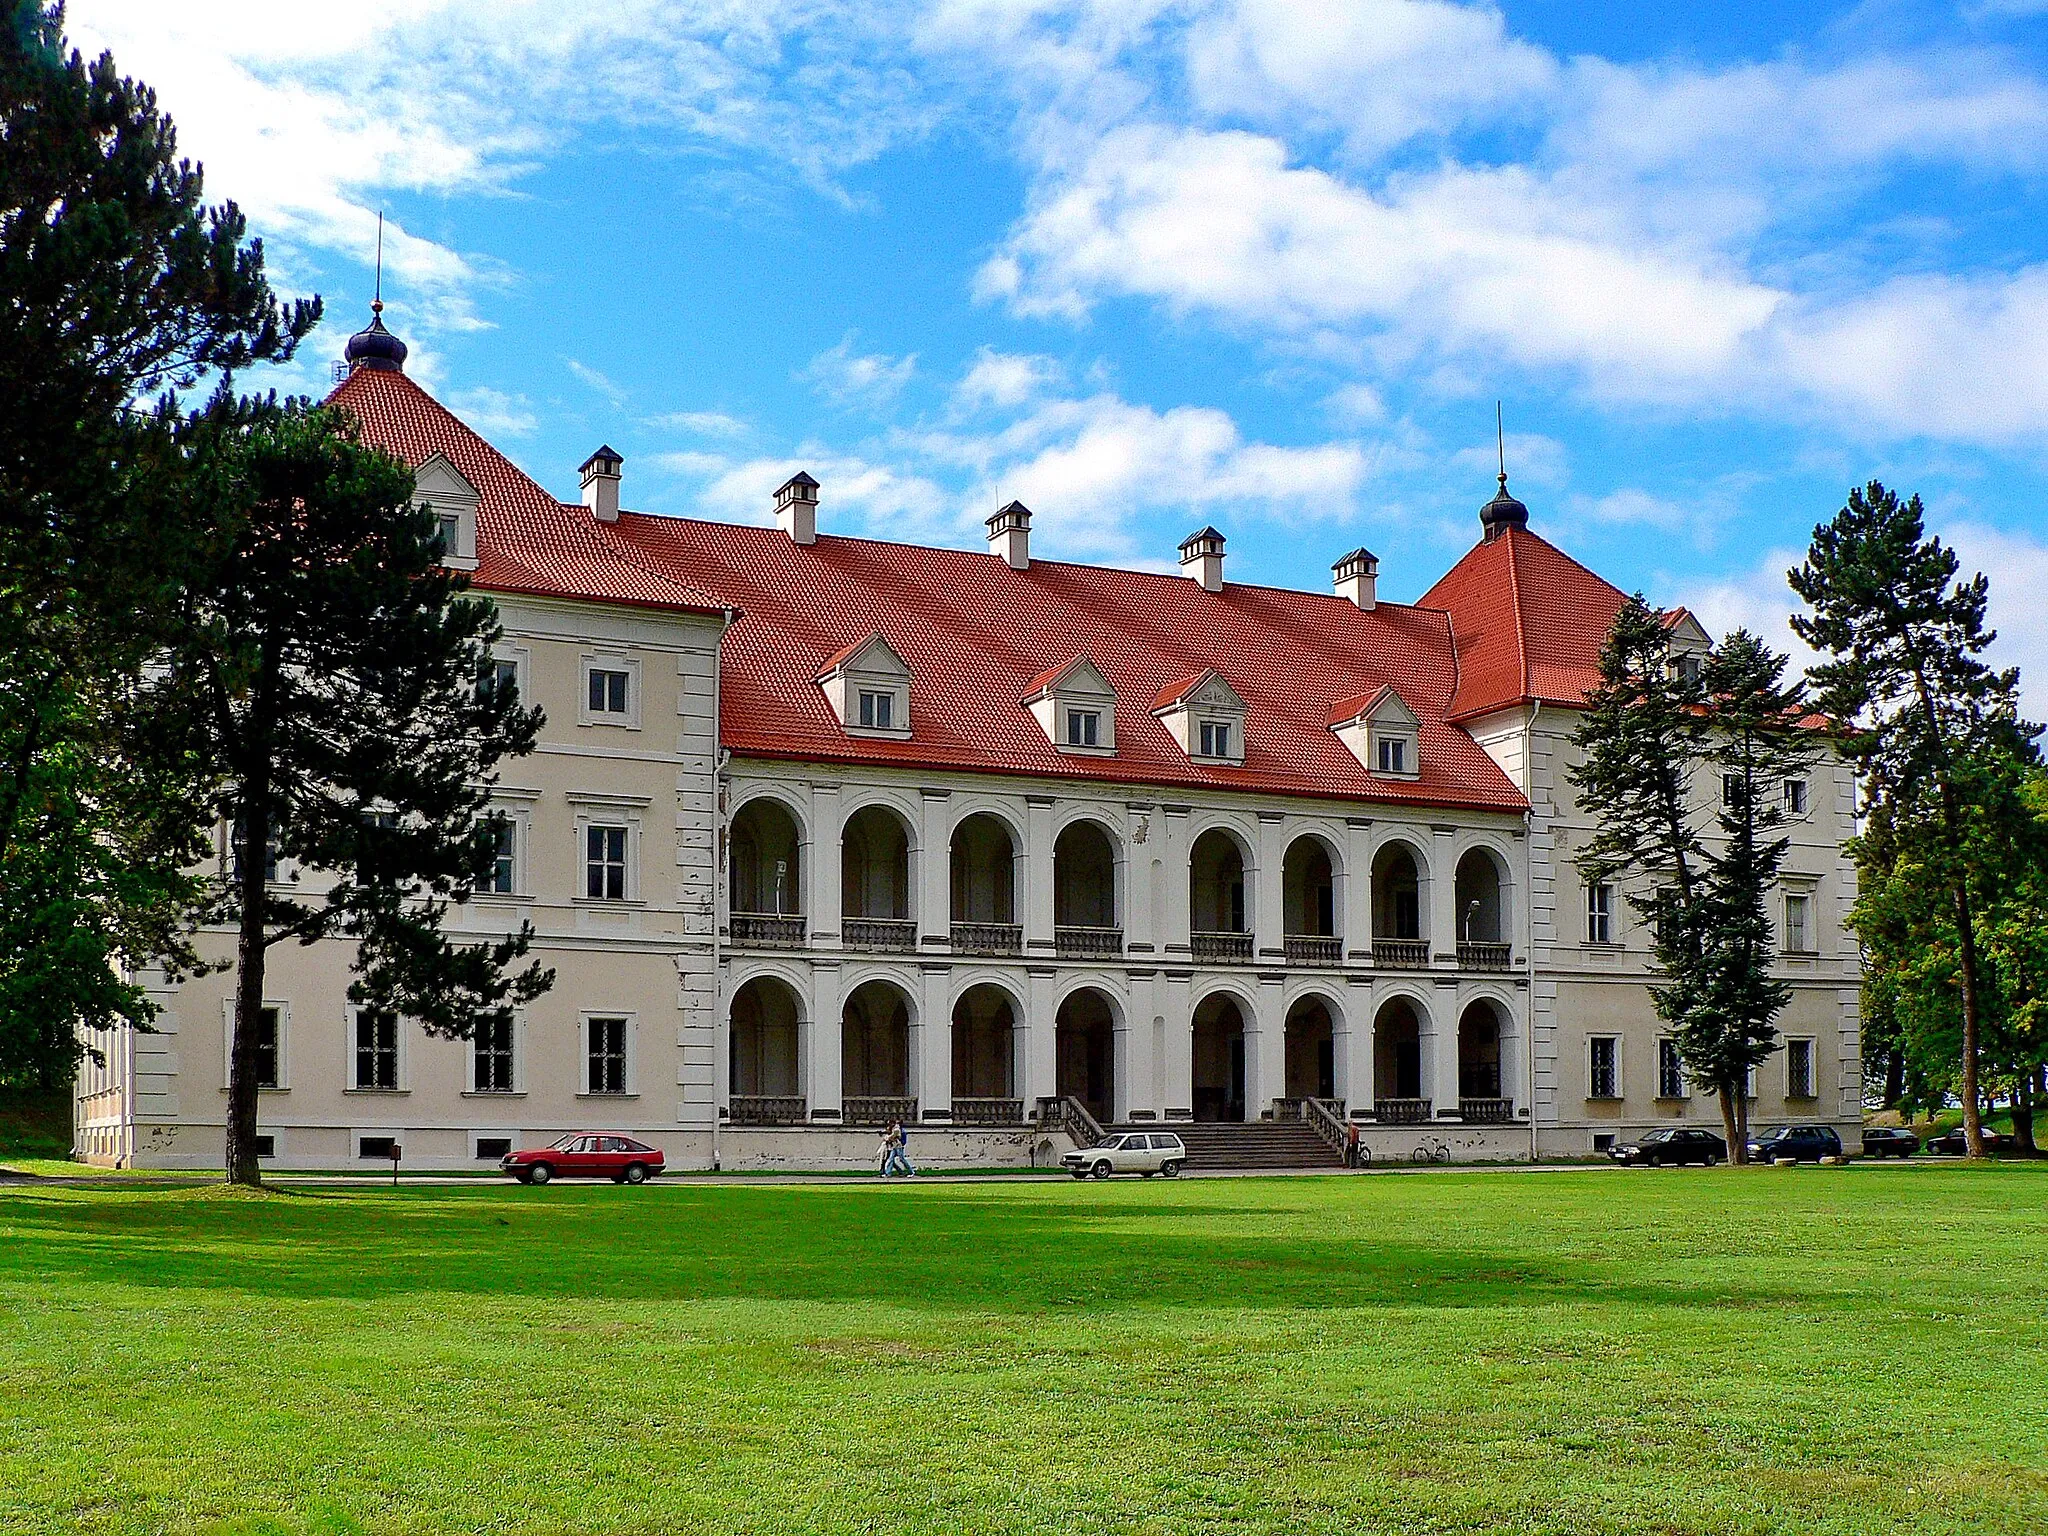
[1418,526,1631,722]
[326,368,726,616]
[330,366,1538,813]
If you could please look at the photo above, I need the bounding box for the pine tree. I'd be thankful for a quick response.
[1,1,318,1085]
[1790,482,2042,1157]
[174,401,553,1186]
[1571,600,1817,1162]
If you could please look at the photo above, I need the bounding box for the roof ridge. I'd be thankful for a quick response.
[1503,530,1531,703]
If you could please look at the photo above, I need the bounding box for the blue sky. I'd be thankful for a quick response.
[72,1,2048,710]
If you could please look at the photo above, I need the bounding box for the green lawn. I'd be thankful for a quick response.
[2,1167,2043,1535]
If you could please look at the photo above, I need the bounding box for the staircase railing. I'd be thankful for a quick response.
[1302,1096,1349,1153]
[1037,1094,1106,1147]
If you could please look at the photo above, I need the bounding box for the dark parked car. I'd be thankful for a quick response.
[1747,1124,1844,1163]
[1610,1128,1726,1166]
[1926,1127,2003,1156]
[1861,1126,1920,1158]
[502,1133,665,1184]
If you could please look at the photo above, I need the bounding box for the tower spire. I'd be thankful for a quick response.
[1496,399,1506,492]
[1478,399,1528,542]
[342,212,408,375]
[372,212,384,315]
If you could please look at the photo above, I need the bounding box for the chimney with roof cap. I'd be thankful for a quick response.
[580,445,623,523]
[775,471,819,545]
[1333,547,1378,609]
[1179,526,1225,593]
[987,500,1031,569]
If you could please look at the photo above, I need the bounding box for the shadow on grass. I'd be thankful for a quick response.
[0,1181,1841,1316]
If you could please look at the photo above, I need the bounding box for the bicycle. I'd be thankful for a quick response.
[1410,1137,1452,1165]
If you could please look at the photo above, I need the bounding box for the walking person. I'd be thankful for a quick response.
[884,1120,916,1178]
[1345,1118,1362,1169]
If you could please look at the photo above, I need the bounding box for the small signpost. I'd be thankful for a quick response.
[388,1142,402,1188]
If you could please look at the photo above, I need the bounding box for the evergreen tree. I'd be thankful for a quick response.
[1790,482,2042,1157]
[175,401,552,1186]
[1,1,318,1085]
[1571,600,1817,1161]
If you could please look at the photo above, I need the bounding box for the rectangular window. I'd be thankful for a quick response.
[1067,709,1100,747]
[858,690,894,729]
[359,1135,398,1160]
[1588,1036,1620,1100]
[434,511,460,556]
[1377,736,1405,773]
[474,1017,515,1094]
[1783,777,1808,815]
[487,819,517,895]
[588,667,630,715]
[1586,882,1613,945]
[1722,772,1744,809]
[1657,1038,1686,1099]
[1784,893,1812,953]
[585,824,628,901]
[476,1137,512,1160]
[1199,720,1232,758]
[587,1017,628,1095]
[252,1135,276,1159]
[353,1010,399,1090]
[1787,1038,1815,1099]
[251,1006,281,1091]
[481,657,519,705]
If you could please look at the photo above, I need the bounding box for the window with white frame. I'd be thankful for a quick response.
[434,510,460,557]
[579,653,642,729]
[1786,1037,1816,1099]
[1783,777,1808,815]
[1066,708,1101,748]
[1586,881,1613,945]
[1722,772,1745,809]
[352,1009,400,1091]
[1199,719,1232,759]
[1783,892,1814,953]
[1588,1036,1620,1100]
[1657,1037,1687,1099]
[588,666,630,716]
[225,1003,285,1091]
[858,689,895,730]
[586,1016,629,1095]
[486,818,518,895]
[585,824,629,901]
[480,655,520,707]
[1377,735,1407,774]
[473,1016,516,1094]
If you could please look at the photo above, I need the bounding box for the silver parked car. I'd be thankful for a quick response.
[1063,1131,1186,1180]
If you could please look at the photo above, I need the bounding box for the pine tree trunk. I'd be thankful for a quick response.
[1719,1082,1744,1166]
[1954,883,1986,1158]
[224,773,270,1188]
[1883,1047,1905,1109]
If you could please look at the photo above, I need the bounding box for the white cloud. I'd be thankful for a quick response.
[648,410,752,439]
[564,357,627,407]
[801,333,918,408]
[446,385,538,438]
[954,348,1067,410]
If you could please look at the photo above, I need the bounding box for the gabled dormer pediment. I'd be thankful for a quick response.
[1329,684,1421,778]
[413,452,479,571]
[1663,607,1713,682]
[1024,655,1117,755]
[1152,668,1247,765]
[817,632,912,738]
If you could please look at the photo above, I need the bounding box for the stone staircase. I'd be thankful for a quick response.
[1126,1119,1345,1171]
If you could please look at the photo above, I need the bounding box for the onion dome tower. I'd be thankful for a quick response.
[1479,401,1528,542]
[342,213,407,374]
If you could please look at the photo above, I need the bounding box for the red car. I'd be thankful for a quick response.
[501,1134,665,1185]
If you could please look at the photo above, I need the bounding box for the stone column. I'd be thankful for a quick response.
[1254,812,1286,966]
[1122,969,1158,1119]
[1346,817,1375,963]
[918,789,951,952]
[1428,978,1462,1119]
[1024,796,1056,956]
[1250,973,1286,1116]
[1160,970,1195,1119]
[1429,824,1459,967]
[1160,806,1192,959]
[918,961,952,1122]
[807,959,843,1121]
[1337,976,1372,1113]
[810,783,843,951]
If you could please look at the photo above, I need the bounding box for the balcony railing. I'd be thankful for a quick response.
[726,1095,807,1126]
[1459,1097,1514,1124]
[950,922,1023,956]
[1284,934,1342,968]
[842,918,916,952]
[843,1095,918,1127]
[1370,1097,1432,1124]
[1191,930,1253,963]
[1372,938,1431,968]
[1055,925,1123,959]
[730,913,805,948]
[1458,941,1513,971]
[951,1096,1025,1126]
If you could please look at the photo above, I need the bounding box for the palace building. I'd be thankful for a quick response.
[73,312,1863,1171]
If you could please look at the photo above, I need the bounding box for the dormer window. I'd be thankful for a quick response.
[818,633,912,739]
[1329,684,1421,780]
[1025,656,1117,755]
[412,452,479,573]
[1153,670,1247,766]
